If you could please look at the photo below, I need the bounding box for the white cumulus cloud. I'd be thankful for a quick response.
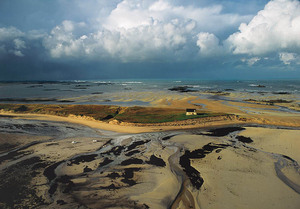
[0,27,24,41]
[197,32,223,56]
[43,19,193,62]
[226,0,300,56]
[241,57,261,66]
[4,0,299,70]
[42,0,251,62]
[279,52,300,65]
[43,21,89,58]
[0,27,27,57]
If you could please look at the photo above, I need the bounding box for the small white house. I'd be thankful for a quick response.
[186,109,197,116]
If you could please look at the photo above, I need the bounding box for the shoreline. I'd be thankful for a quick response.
[1,110,300,134]
[0,111,246,133]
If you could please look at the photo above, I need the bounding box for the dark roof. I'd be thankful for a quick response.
[186,109,196,112]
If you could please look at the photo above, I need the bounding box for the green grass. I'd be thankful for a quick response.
[0,104,119,121]
[115,106,226,123]
[0,104,228,124]
[115,113,215,123]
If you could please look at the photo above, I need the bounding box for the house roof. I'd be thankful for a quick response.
[186,109,196,112]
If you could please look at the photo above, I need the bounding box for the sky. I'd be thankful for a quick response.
[0,0,299,80]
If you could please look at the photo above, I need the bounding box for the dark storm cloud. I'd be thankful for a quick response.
[0,0,299,80]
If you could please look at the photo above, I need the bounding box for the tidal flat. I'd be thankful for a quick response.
[0,114,299,209]
[0,80,300,208]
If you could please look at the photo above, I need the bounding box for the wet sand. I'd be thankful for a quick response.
[0,90,300,208]
[0,113,299,208]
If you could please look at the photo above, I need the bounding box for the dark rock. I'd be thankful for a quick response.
[99,158,113,167]
[179,142,229,189]
[236,135,253,143]
[107,172,120,179]
[273,91,291,95]
[203,127,245,137]
[49,183,58,195]
[100,183,119,190]
[126,140,150,152]
[102,146,124,156]
[179,153,203,190]
[168,86,197,93]
[122,168,141,179]
[146,155,166,167]
[162,135,176,141]
[44,161,65,182]
[121,158,143,166]
[121,178,136,186]
[83,166,93,173]
[125,150,140,156]
[69,154,98,165]
[263,99,293,103]
[57,200,67,205]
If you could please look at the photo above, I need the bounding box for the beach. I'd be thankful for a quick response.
[0,80,299,208]
[2,0,300,207]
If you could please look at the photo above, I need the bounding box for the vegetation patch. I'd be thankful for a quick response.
[115,106,226,123]
[0,104,120,121]
[0,104,228,124]
[0,157,47,208]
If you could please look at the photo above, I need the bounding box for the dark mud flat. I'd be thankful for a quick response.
[121,158,144,166]
[203,126,245,137]
[162,134,177,141]
[0,142,18,152]
[120,168,142,186]
[100,183,120,190]
[126,140,150,151]
[48,175,75,196]
[83,165,93,172]
[122,167,141,179]
[44,161,65,182]
[0,141,41,164]
[179,143,229,189]
[0,117,110,207]
[102,145,124,156]
[0,115,15,118]
[236,135,253,143]
[146,155,166,167]
[99,157,113,167]
[125,150,140,156]
[0,157,48,208]
[68,154,98,165]
[107,172,121,179]
[1,115,299,209]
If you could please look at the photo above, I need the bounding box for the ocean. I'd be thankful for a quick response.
[0,79,299,107]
